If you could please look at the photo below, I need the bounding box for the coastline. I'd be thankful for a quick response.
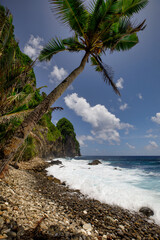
[0,158,160,239]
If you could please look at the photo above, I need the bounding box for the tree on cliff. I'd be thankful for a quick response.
[0,0,148,173]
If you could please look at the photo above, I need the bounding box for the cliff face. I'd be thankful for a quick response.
[23,116,80,160]
[0,4,80,162]
[30,129,80,159]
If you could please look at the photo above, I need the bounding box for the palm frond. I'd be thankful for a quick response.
[87,0,106,37]
[110,0,148,16]
[62,37,85,51]
[39,37,66,61]
[102,17,145,51]
[91,55,120,95]
[49,0,88,36]
[114,33,138,51]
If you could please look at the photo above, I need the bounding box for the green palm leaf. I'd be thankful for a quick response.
[102,17,145,51]
[62,37,85,51]
[87,0,106,35]
[114,33,138,51]
[111,0,148,16]
[49,0,88,36]
[91,55,120,95]
[39,37,66,61]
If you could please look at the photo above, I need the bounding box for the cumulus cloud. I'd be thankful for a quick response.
[77,135,94,146]
[145,141,158,151]
[49,65,68,86]
[138,93,143,100]
[151,113,160,124]
[24,35,43,60]
[126,143,135,149]
[116,77,124,89]
[120,103,128,111]
[64,93,133,145]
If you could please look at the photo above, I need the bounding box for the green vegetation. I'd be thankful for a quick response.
[23,136,37,161]
[0,3,80,162]
[39,111,61,142]
[57,118,75,142]
[0,118,23,143]
[57,118,80,153]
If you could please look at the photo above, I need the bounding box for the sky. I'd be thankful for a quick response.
[2,0,160,156]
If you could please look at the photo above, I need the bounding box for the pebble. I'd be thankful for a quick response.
[83,223,92,231]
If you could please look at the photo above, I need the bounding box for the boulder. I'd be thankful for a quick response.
[88,160,102,165]
[50,160,62,165]
[139,207,154,217]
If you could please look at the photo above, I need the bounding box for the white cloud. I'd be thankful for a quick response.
[138,93,143,100]
[118,98,122,102]
[144,134,158,139]
[77,135,94,146]
[126,143,135,149]
[145,141,158,151]
[24,35,43,60]
[116,77,124,89]
[151,113,160,124]
[120,103,128,111]
[64,93,133,145]
[49,65,68,86]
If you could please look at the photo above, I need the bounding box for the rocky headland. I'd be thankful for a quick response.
[0,157,160,240]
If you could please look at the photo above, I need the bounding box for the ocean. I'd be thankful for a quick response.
[46,156,160,224]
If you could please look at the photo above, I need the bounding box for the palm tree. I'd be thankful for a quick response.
[0,0,148,173]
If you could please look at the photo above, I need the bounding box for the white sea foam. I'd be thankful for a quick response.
[46,158,160,224]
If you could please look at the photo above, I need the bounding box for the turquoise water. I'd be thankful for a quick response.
[77,156,160,192]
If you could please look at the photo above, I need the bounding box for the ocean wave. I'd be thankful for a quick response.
[46,157,160,224]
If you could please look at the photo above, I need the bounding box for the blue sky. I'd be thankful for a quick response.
[2,0,160,156]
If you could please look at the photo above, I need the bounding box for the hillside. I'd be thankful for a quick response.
[0,4,80,162]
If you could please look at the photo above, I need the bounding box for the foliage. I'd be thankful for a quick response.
[22,135,37,161]
[39,110,61,142]
[0,4,37,116]
[57,118,75,141]
[0,3,81,166]
[0,117,23,144]
[56,118,80,152]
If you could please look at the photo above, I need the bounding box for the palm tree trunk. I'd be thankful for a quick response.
[0,52,89,174]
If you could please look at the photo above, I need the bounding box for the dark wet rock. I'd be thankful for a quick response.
[139,207,154,217]
[11,163,19,169]
[50,160,62,165]
[88,160,102,165]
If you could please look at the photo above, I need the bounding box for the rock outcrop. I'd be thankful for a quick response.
[88,160,102,165]
[19,116,81,161]
[139,207,154,217]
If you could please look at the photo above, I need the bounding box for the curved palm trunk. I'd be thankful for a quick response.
[0,52,89,174]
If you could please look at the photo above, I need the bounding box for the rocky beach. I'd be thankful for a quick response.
[0,157,160,240]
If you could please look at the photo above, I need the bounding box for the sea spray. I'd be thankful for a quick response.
[46,156,160,224]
